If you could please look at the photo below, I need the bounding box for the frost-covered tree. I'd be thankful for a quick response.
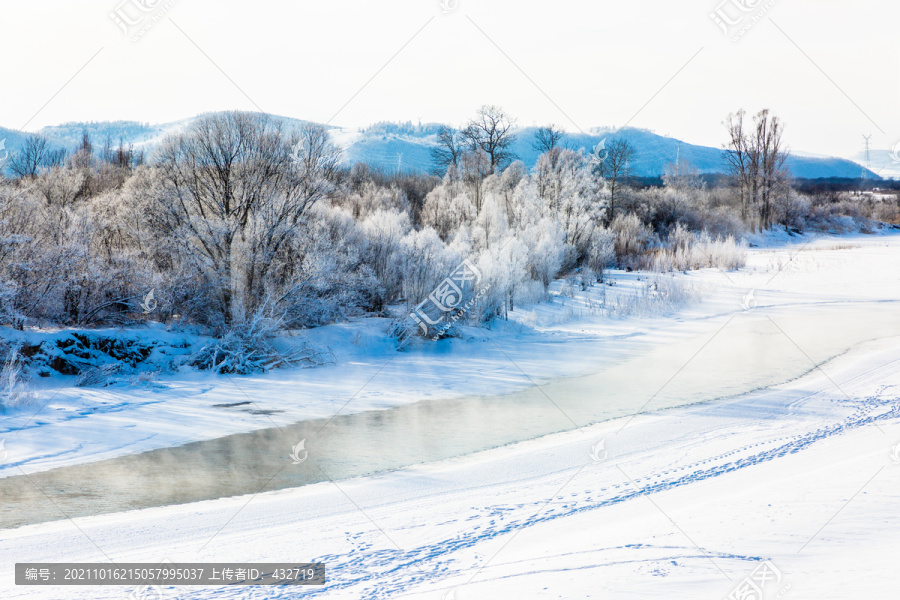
[398,226,460,310]
[361,208,412,302]
[154,112,340,324]
[483,161,526,228]
[421,179,476,240]
[520,218,565,291]
[472,193,510,251]
[474,236,528,319]
[272,203,378,327]
[34,166,85,206]
[596,138,635,225]
[723,109,790,231]
[530,149,606,267]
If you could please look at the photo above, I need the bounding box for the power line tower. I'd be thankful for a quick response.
[862,134,872,179]
[397,152,403,175]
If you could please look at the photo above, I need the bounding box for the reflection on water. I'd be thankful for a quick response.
[2,302,898,529]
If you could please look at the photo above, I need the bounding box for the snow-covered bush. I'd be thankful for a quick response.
[421,183,476,241]
[872,199,900,225]
[699,205,747,239]
[521,218,565,291]
[75,364,121,387]
[607,275,703,318]
[190,302,334,374]
[398,226,462,311]
[647,224,746,272]
[586,227,615,276]
[360,208,412,304]
[0,344,37,411]
[775,190,811,232]
[611,213,652,267]
[271,203,380,328]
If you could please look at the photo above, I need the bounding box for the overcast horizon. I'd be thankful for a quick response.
[1,0,897,159]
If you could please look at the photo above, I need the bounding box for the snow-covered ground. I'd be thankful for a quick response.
[2,230,899,599]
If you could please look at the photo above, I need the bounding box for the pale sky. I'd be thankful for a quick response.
[0,0,896,158]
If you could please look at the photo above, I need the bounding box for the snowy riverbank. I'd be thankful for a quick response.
[2,230,899,478]
[2,229,900,599]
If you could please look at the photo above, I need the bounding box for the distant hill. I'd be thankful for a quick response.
[0,114,877,180]
[346,124,876,179]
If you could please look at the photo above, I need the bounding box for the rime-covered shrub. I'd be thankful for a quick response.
[75,364,121,387]
[646,224,746,272]
[775,191,811,231]
[0,344,37,411]
[586,227,615,275]
[607,275,703,318]
[611,213,652,268]
[872,199,900,225]
[521,219,565,290]
[190,304,334,374]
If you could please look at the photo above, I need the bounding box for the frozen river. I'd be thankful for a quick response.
[3,296,898,529]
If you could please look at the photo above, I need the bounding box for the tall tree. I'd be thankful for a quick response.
[532,125,565,159]
[754,109,789,230]
[723,109,789,231]
[8,134,62,179]
[155,111,341,323]
[723,110,751,222]
[463,105,517,171]
[431,125,463,175]
[597,138,635,226]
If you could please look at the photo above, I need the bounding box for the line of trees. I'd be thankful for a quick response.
[0,107,894,341]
